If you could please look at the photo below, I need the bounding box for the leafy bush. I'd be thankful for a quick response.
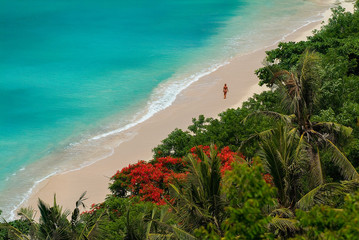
[293,191,359,239]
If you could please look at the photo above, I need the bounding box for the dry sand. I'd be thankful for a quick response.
[21,1,355,213]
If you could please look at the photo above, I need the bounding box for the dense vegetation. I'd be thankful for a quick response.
[1,2,359,239]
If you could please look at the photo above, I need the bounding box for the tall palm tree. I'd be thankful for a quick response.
[240,50,359,237]
[242,50,359,188]
[258,125,358,208]
[258,124,359,237]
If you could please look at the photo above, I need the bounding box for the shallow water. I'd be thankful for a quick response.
[0,0,330,219]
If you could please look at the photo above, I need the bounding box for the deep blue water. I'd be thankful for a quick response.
[0,0,328,219]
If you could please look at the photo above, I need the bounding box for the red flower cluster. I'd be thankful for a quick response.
[110,156,187,205]
[190,145,214,156]
[81,203,103,215]
[262,173,274,185]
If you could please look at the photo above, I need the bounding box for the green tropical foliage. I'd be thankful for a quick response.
[80,196,177,240]
[293,191,359,239]
[247,50,359,187]
[0,193,100,240]
[196,160,276,239]
[169,145,227,235]
[257,125,305,208]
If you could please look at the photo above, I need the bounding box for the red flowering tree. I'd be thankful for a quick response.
[109,145,272,205]
[109,156,187,205]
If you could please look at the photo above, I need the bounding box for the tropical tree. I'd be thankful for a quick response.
[1,192,101,240]
[169,145,228,236]
[254,124,359,238]
[240,51,359,237]
[195,159,277,240]
[257,124,305,209]
[37,195,74,239]
[242,50,359,188]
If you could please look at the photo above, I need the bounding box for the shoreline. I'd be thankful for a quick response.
[16,1,354,218]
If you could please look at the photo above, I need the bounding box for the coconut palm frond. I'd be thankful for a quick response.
[326,139,359,180]
[313,122,352,137]
[238,128,275,152]
[298,51,321,104]
[146,208,156,238]
[294,133,310,166]
[313,122,353,147]
[81,208,105,240]
[172,225,197,240]
[275,68,302,116]
[275,50,321,125]
[37,198,51,223]
[189,145,223,218]
[124,208,142,240]
[242,111,293,125]
[258,125,305,206]
[272,70,293,87]
[270,208,295,218]
[298,50,321,83]
[186,152,207,186]
[258,139,287,204]
[269,216,299,234]
[169,183,205,218]
[72,192,87,228]
[341,179,359,192]
[17,207,36,223]
[75,191,88,209]
[307,129,358,181]
[284,73,300,100]
[38,195,72,239]
[296,183,345,210]
[147,233,174,240]
[16,207,38,238]
[145,207,175,238]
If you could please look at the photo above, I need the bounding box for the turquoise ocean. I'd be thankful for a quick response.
[0,0,330,219]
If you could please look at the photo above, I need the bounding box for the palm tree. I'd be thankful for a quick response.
[169,145,226,237]
[240,51,359,237]
[242,50,359,188]
[257,124,359,237]
[258,124,359,208]
[37,195,73,239]
[257,125,305,209]
[4,192,101,240]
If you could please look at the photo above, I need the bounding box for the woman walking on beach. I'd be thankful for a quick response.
[223,83,228,99]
